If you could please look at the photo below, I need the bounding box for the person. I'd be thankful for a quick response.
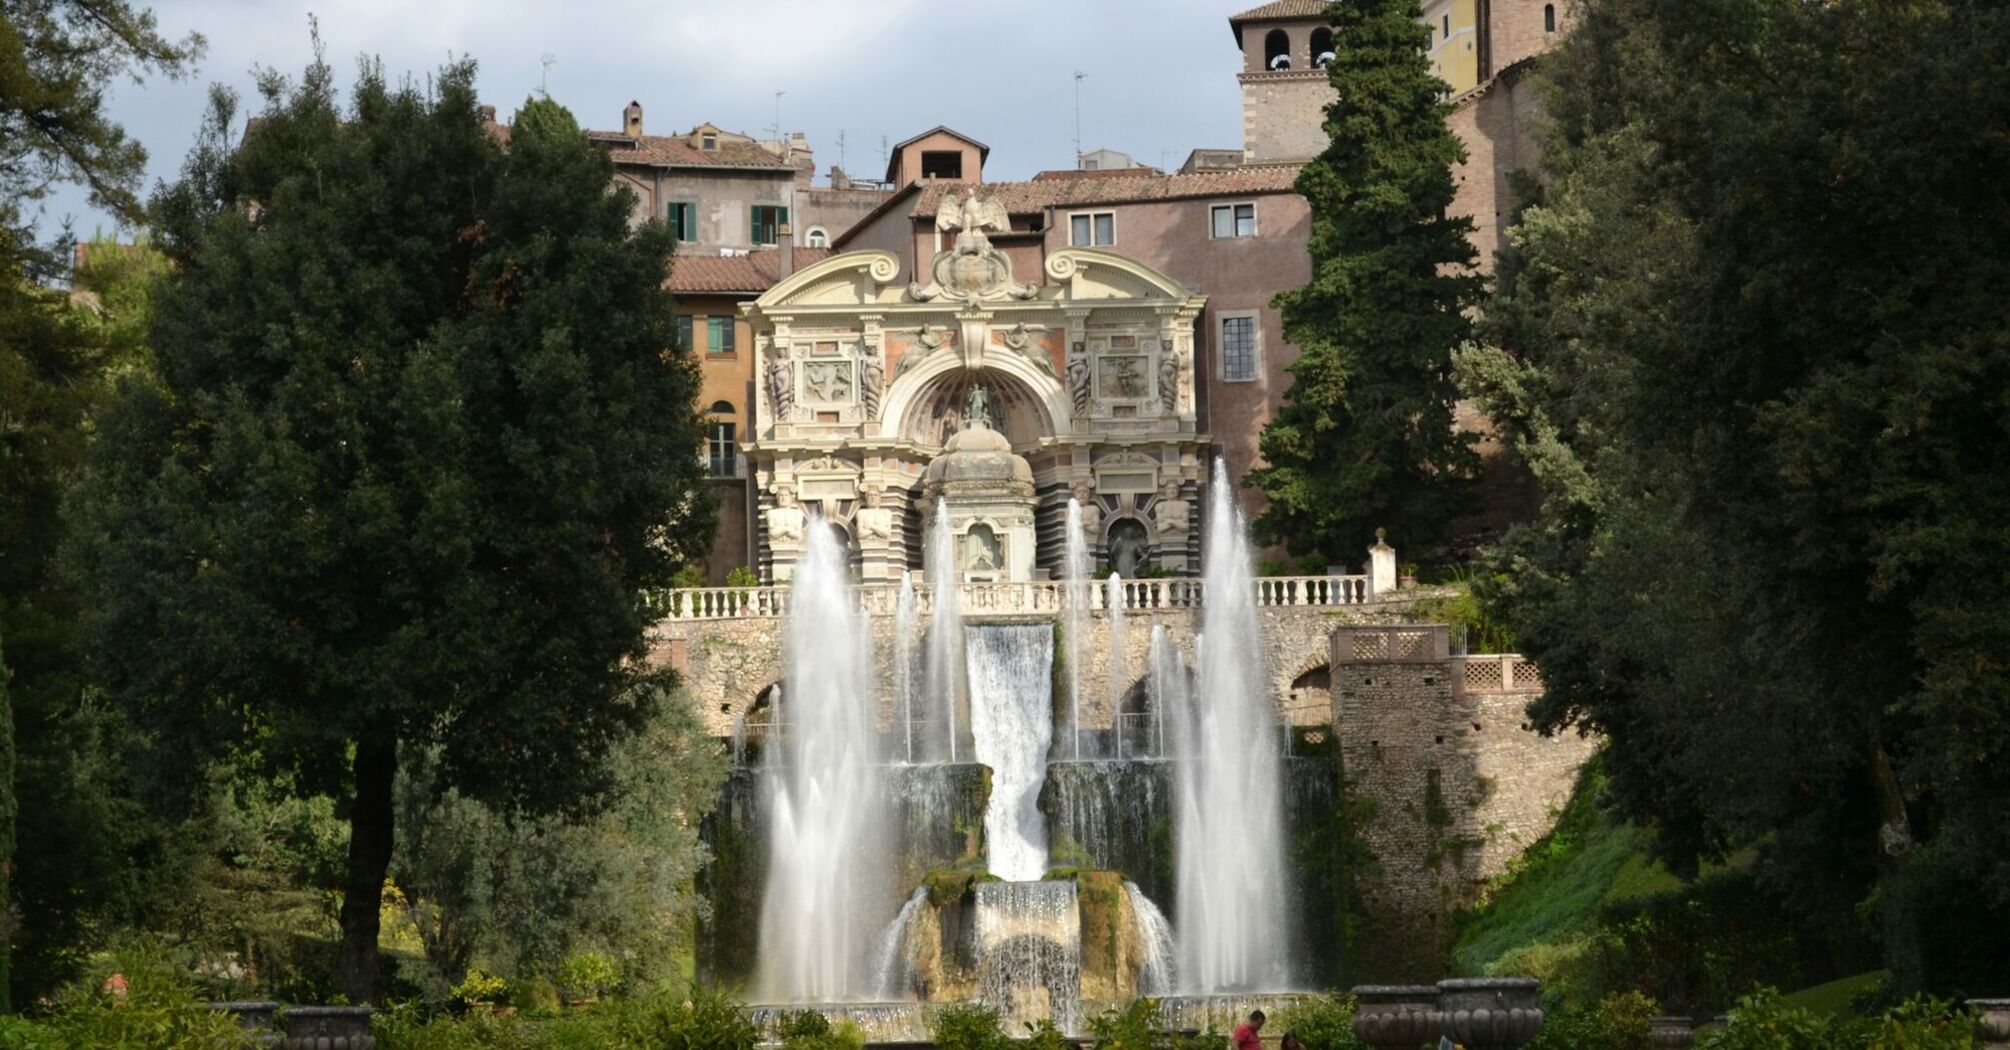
[1232,1010,1266,1050]
[1279,1034,1305,1050]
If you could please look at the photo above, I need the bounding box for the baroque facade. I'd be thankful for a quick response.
[747,190,1208,582]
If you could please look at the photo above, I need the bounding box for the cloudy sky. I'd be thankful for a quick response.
[43,0,1253,239]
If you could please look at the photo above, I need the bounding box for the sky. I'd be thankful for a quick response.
[42,0,1253,241]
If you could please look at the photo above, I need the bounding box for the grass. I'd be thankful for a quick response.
[1782,971,1890,1018]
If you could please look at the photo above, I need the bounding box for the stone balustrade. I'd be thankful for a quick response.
[645,574,1377,621]
[1454,653,1545,694]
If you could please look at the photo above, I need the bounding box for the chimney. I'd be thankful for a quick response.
[623,100,643,140]
[479,104,497,125]
[778,224,794,279]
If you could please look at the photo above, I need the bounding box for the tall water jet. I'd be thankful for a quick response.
[757,522,887,1001]
[1166,460,1289,992]
[1105,572,1129,754]
[967,624,1055,881]
[894,574,919,763]
[1063,500,1090,759]
[925,500,963,762]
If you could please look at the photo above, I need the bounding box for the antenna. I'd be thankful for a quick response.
[836,130,847,173]
[539,53,556,97]
[1073,71,1087,168]
[766,90,786,145]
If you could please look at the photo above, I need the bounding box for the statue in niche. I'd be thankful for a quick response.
[1107,518,1150,578]
[1066,343,1092,415]
[964,524,1002,573]
[1072,481,1102,535]
[764,344,793,421]
[856,487,893,543]
[766,484,804,544]
[1153,480,1191,538]
[1158,345,1179,414]
[859,342,884,419]
[965,384,993,430]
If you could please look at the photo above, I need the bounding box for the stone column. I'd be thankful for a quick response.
[1369,528,1396,596]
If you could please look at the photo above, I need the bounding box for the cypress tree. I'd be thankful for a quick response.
[1249,0,1482,558]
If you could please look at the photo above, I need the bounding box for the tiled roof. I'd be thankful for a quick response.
[1031,167,1166,181]
[587,131,796,171]
[1229,0,1332,25]
[906,165,1304,218]
[666,248,835,294]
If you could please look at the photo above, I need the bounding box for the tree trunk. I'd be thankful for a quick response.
[339,732,398,1004]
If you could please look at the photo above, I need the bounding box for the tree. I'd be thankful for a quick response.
[1249,0,1483,559]
[73,56,714,1001]
[0,624,13,1010]
[1463,0,2010,991]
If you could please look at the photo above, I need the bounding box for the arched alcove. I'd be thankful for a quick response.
[1265,29,1292,70]
[1106,518,1151,578]
[1311,27,1335,68]
[898,368,1051,447]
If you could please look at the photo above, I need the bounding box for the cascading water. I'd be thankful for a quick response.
[895,575,918,763]
[976,880,1083,1034]
[1104,572,1129,753]
[966,624,1055,881]
[757,522,887,1001]
[1126,881,1179,995]
[926,501,963,763]
[871,887,930,999]
[1063,500,1090,759]
[1164,460,1290,992]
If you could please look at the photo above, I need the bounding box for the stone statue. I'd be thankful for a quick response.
[964,525,1002,572]
[966,384,993,430]
[1158,346,1179,414]
[1066,344,1092,416]
[1072,481,1102,535]
[766,484,804,543]
[1170,343,1191,413]
[1153,480,1191,537]
[935,188,1010,253]
[1108,519,1149,579]
[856,487,893,542]
[764,343,793,421]
[859,343,884,419]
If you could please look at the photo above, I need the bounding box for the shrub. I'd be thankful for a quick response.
[557,952,621,1001]
[1272,991,1366,1050]
[451,967,509,1007]
[510,975,562,1016]
[1524,991,1657,1050]
[614,987,760,1050]
[724,566,760,588]
[1020,1019,1077,1050]
[14,944,257,1049]
[1086,999,1159,1050]
[932,1004,1009,1050]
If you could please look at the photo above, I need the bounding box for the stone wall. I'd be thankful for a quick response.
[1240,70,1335,164]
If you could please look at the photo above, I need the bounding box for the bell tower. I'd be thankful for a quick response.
[1232,1,1337,164]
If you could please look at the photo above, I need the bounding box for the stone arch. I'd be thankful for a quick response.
[1286,660,1333,728]
[1311,27,1335,67]
[895,366,1054,447]
[1265,28,1292,69]
[1103,515,1153,578]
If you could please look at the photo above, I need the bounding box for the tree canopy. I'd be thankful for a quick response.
[1250,0,1482,559]
[72,54,713,1000]
[1464,0,2010,991]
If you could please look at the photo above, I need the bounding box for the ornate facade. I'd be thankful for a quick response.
[746,191,1209,582]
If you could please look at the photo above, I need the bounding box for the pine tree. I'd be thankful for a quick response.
[73,59,713,1001]
[1249,0,1482,558]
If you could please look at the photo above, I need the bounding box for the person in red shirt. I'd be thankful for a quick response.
[1232,1010,1266,1050]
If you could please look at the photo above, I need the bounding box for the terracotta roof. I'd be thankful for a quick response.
[905,166,1304,218]
[1229,0,1332,24]
[885,125,990,183]
[1031,167,1166,181]
[587,131,795,171]
[666,248,835,294]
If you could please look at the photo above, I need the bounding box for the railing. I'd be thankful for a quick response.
[646,575,1377,621]
[1453,653,1544,694]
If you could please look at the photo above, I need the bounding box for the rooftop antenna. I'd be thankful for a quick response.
[539,53,556,97]
[766,90,786,146]
[836,130,847,173]
[1073,71,1087,168]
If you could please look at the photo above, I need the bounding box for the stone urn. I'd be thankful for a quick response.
[1350,985,1441,1050]
[1969,999,2010,1049]
[210,1001,281,1047]
[282,1005,375,1050]
[1648,1016,1696,1049]
[1437,978,1543,1050]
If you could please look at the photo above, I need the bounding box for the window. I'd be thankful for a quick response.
[701,133,718,151]
[668,202,696,242]
[1443,14,1451,37]
[920,150,964,179]
[1264,28,1291,70]
[752,205,789,245]
[707,316,735,355]
[1210,203,1256,239]
[1069,211,1115,246]
[1221,314,1259,381]
[1311,27,1335,68]
[706,407,736,477]
[675,314,693,352]
[805,226,828,248]
[1544,3,1556,32]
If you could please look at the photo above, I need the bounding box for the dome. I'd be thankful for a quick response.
[923,421,1034,492]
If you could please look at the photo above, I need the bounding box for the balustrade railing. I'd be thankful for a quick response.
[646,574,1377,621]
[1453,653,1544,694]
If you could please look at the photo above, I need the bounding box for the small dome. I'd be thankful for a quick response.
[923,421,1033,490]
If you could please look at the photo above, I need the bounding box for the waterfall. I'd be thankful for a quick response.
[1126,881,1179,996]
[966,624,1055,881]
[895,575,918,764]
[758,521,888,1001]
[926,501,963,763]
[1063,499,1090,759]
[871,887,930,999]
[1104,572,1129,754]
[1164,459,1290,992]
[976,880,1082,1035]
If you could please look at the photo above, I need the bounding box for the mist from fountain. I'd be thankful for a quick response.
[757,521,888,1001]
[895,575,918,764]
[1063,500,1090,759]
[926,501,963,763]
[1164,460,1290,992]
[967,623,1055,881]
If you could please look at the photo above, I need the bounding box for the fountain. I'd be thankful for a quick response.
[926,500,963,763]
[1064,499,1090,759]
[1105,572,1129,755]
[967,624,1056,881]
[895,575,918,763]
[757,521,889,1001]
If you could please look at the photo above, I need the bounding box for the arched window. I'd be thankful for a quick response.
[1544,3,1556,32]
[805,226,829,248]
[707,401,736,476]
[1264,29,1292,70]
[1311,28,1335,68]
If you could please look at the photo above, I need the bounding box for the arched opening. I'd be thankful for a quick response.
[1544,3,1556,32]
[963,522,1003,577]
[1265,29,1292,70]
[899,367,1052,447]
[1287,665,1332,724]
[707,400,737,477]
[1311,28,1335,68]
[1106,518,1150,578]
[805,226,829,248]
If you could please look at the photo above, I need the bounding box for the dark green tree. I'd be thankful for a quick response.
[1464,0,2010,991]
[72,56,713,1000]
[1249,0,1483,559]
[0,625,12,1010]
